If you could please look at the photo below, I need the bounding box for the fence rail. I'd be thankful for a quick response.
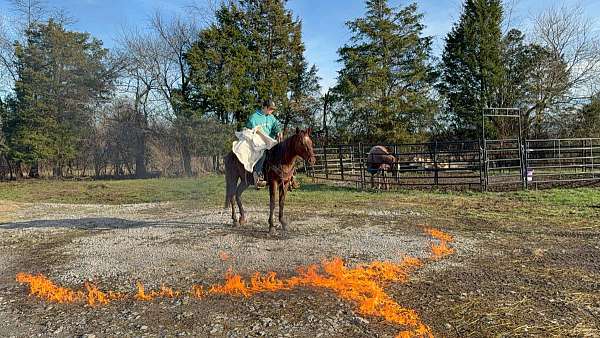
[304,138,600,191]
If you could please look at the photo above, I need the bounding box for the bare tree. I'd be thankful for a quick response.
[116,26,161,178]
[1,0,74,93]
[0,15,17,89]
[528,4,600,135]
[117,7,210,177]
[148,12,201,177]
[9,0,46,27]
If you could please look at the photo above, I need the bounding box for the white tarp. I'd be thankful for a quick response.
[232,127,278,173]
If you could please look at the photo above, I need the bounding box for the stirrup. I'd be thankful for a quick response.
[253,172,266,189]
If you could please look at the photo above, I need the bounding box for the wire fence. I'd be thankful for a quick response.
[304,138,600,191]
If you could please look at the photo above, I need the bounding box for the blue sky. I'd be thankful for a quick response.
[1,0,600,90]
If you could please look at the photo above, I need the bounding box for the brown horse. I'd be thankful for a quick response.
[224,128,316,234]
[366,145,397,190]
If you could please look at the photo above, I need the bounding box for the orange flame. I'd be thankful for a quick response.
[426,228,455,260]
[16,273,84,303]
[291,257,432,337]
[17,228,455,338]
[135,282,180,301]
[191,284,205,299]
[84,282,125,306]
[209,271,252,297]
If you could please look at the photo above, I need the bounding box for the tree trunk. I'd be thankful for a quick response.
[181,139,193,177]
[135,130,147,178]
[15,161,23,179]
[53,165,63,178]
[29,162,40,178]
[7,159,14,180]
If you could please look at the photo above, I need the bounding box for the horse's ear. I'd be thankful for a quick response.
[306,127,312,135]
[295,127,300,134]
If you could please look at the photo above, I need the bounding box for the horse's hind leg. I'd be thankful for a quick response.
[226,176,239,226]
[236,178,250,225]
[268,180,278,235]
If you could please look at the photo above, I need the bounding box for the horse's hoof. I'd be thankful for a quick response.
[239,216,247,225]
[268,227,276,236]
[232,220,240,227]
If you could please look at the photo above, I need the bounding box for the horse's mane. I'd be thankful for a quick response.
[266,133,299,166]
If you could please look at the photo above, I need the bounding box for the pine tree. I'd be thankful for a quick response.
[187,2,254,125]
[333,0,435,143]
[6,20,111,176]
[438,0,504,139]
[187,0,320,132]
[575,95,600,138]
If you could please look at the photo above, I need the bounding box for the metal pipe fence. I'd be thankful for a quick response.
[302,138,600,191]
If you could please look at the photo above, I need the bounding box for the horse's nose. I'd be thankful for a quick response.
[308,156,316,166]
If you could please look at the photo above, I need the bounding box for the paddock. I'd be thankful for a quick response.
[306,138,600,191]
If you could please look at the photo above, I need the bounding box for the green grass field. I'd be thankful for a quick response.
[1,175,599,226]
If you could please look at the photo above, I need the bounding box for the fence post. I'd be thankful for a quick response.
[483,139,489,191]
[592,139,596,179]
[524,141,529,190]
[359,142,365,190]
[433,141,439,187]
[338,145,344,181]
[393,144,399,186]
[582,139,586,173]
[350,145,355,175]
[323,144,329,180]
[558,140,562,181]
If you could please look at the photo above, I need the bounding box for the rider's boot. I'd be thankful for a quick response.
[253,172,266,190]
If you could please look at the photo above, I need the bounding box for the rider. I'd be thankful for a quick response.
[246,99,283,188]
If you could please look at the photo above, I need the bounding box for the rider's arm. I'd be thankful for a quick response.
[271,117,282,141]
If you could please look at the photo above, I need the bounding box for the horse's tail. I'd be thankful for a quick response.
[223,152,235,209]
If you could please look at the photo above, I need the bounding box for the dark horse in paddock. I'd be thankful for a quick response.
[366,145,397,190]
[224,128,317,234]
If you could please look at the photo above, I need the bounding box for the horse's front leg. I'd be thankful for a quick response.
[278,181,289,232]
[268,180,278,234]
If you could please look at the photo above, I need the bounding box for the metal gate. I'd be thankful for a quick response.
[483,139,525,190]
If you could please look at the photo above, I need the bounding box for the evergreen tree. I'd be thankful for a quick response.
[187,0,320,132]
[575,95,600,138]
[438,0,504,139]
[187,2,253,124]
[5,20,112,176]
[333,0,435,143]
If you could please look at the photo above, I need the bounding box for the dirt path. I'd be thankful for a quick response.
[0,201,469,337]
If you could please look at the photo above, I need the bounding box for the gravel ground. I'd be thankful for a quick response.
[0,201,470,337]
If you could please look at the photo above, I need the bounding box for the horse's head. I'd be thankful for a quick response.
[292,127,317,165]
